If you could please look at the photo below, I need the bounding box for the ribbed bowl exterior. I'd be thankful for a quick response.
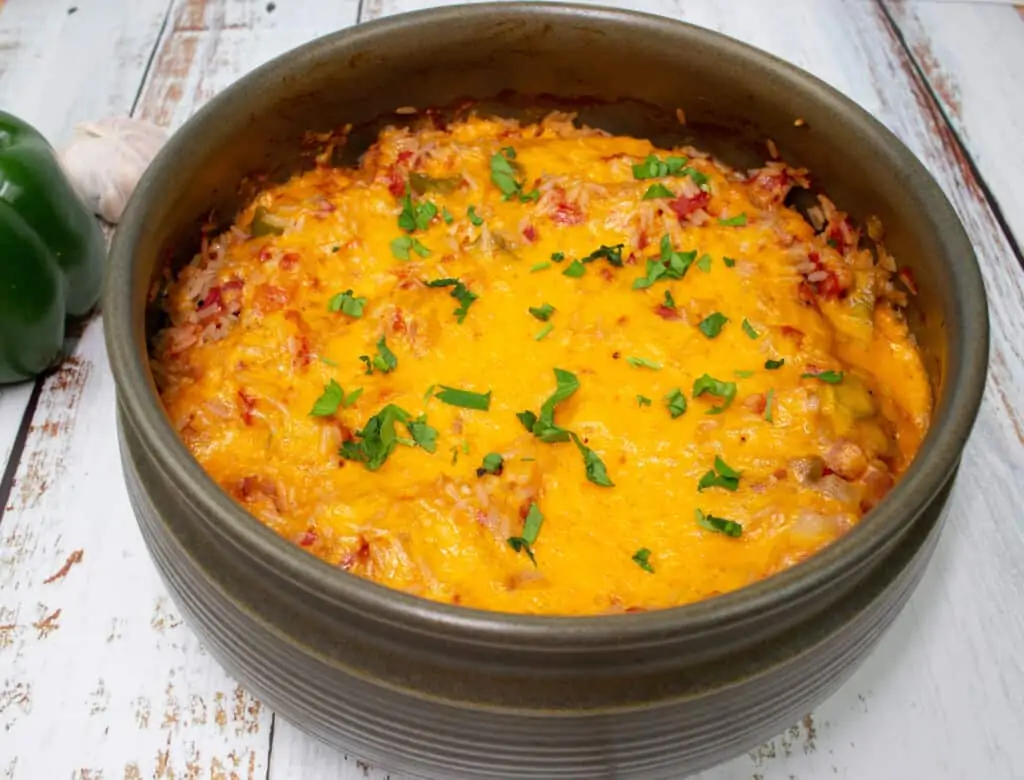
[105,5,988,779]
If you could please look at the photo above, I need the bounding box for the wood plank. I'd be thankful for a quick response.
[0,1,356,777]
[883,0,1024,253]
[0,0,171,476]
[269,1,1024,777]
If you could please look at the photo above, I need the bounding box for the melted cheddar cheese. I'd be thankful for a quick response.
[153,113,930,615]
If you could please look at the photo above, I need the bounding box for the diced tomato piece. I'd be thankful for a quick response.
[237,389,256,425]
[668,190,710,222]
[552,202,584,225]
[522,224,537,243]
[298,530,317,547]
[654,304,682,320]
[780,325,805,345]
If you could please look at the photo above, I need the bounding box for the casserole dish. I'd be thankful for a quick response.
[105,4,988,777]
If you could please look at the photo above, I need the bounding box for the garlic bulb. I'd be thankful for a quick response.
[58,117,167,224]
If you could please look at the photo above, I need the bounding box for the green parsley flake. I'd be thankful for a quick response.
[698,312,729,338]
[734,370,755,378]
[696,254,712,273]
[633,235,696,289]
[802,370,844,384]
[697,455,742,492]
[626,356,662,370]
[339,404,437,471]
[467,205,484,226]
[359,336,398,375]
[442,206,454,225]
[723,256,737,268]
[489,147,536,202]
[581,244,625,267]
[397,191,437,233]
[534,323,554,341]
[692,373,737,414]
[718,213,747,226]
[309,379,345,417]
[477,452,504,477]
[665,389,687,419]
[563,260,586,278]
[425,277,478,323]
[637,395,652,408]
[765,359,785,370]
[507,502,544,565]
[434,386,492,411]
[530,262,551,272]
[529,303,555,322]
[390,235,431,260]
[742,319,759,339]
[570,432,614,487]
[632,548,655,573]
[631,154,689,180]
[643,183,675,200]
[663,289,677,309]
[551,252,566,262]
[765,388,775,423]
[695,508,743,537]
[518,368,579,444]
[327,289,367,318]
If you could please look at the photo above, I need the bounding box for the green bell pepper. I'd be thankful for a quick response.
[0,110,105,384]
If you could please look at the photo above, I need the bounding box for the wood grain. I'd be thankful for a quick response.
[0,0,354,777]
[884,0,1024,255]
[270,1,1024,777]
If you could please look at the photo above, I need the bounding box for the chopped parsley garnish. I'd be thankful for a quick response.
[765,388,775,423]
[643,183,675,200]
[632,153,688,180]
[563,260,586,278]
[309,379,344,417]
[692,373,737,414]
[339,404,437,471]
[551,252,565,262]
[626,356,662,370]
[765,359,785,370]
[489,147,536,202]
[637,395,652,408]
[581,244,625,267]
[632,548,655,573]
[802,370,844,384]
[425,277,478,323]
[530,262,551,272]
[442,206,454,225]
[507,501,544,565]
[663,289,676,309]
[698,455,742,492]
[467,205,484,226]
[529,303,555,322]
[534,323,554,341]
[359,336,397,375]
[570,432,614,487]
[742,319,759,339]
[723,256,737,268]
[477,452,504,477]
[390,235,431,260]
[434,386,492,411]
[423,383,436,402]
[698,312,728,338]
[695,254,712,273]
[633,234,696,289]
[734,370,755,378]
[695,508,743,538]
[718,213,747,226]
[518,368,579,443]
[397,190,437,233]
[327,289,367,318]
[665,389,687,418]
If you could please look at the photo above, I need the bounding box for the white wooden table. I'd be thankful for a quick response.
[1,0,1022,777]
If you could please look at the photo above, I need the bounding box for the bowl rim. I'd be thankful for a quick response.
[105,1,989,649]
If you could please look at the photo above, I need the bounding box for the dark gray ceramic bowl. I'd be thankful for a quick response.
[104,4,988,778]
